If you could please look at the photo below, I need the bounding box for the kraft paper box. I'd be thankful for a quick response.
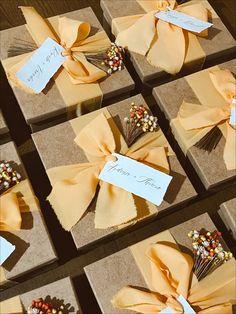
[0,141,57,288]
[85,213,229,314]
[0,110,10,144]
[0,277,82,313]
[219,198,236,240]
[32,94,196,250]
[101,0,235,84]
[153,59,236,189]
[0,7,135,132]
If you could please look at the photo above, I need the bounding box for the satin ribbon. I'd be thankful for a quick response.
[112,0,209,74]
[0,296,23,314]
[171,68,236,170]
[47,109,172,231]
[2,6,111,109]
[0,191,22,231]
[112,242,236,313]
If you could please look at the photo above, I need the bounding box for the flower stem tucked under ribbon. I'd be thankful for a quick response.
[112,243,236,313]
[47,110,171,231]
[172,69,236,170]
[112,0,209,74]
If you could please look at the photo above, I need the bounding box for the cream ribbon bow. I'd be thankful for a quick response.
[112,243,236,313]
[173,69,236,170]
[112,0,209,74]
[47,112,171,231]
[7,6,111,91]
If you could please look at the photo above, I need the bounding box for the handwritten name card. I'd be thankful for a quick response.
[16,37,66,93]
[155,10,213,33]
[99,153,172,206]
[159,295,196,314]
[0,236,16,265]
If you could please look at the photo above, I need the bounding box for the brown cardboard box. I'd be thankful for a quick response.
[101,0,235,84]
[219,198,236,239]
[0,7,135,132]
[85,213,227,314]
[153,59,236,189]
[32,94,197,250]
[0,141,57,288]
[0,110,10,144]
[1,277,81,313]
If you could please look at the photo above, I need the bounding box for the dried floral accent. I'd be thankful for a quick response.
[0,161,21,195]
[188,230,233,281]
[27,299,64,314]
[124,102,158,147]
[86,43,124,74]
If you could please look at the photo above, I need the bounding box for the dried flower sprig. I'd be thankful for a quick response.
[188,230,233,281]
[27,298,65,314]
[124,102,158,147]
[0,161,21,195]
[86,42,124,74]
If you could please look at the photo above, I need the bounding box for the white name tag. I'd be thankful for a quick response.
[16,37,66,93]
[229,107,236,127]
[99,153,172,206]
[159,295,196,314]
[155,9,213,33]
[0,236,16,265]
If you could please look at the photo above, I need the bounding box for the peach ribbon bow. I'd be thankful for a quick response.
[47,113,170,231]
[7,6,110,91]
[112,243,236,313]
[174,69,236,170]
[112,0,209,74]
[0,190,22,231]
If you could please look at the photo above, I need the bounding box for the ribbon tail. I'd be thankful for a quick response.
[223,123,236,170]
[47,163,100,231]
[0,192,22,231]
[115,11,157,56]
[63,55,107,84]
[147,19,185,74]
[188,258,236,309]
[95,182,137,229]
[112,286,166,313]
[19,6,59,46]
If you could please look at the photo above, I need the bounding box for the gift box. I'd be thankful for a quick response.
[0,277,81,313]
[153,59,236,189]
[0,110,10,144]
[219,198,236,240]
[101,0,235,85]
[0,7,135,132]
[85,212,234,314]
[32,94,196,249]
[0,141,57,288]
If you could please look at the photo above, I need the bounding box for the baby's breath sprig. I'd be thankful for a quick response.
[124,102,158,147]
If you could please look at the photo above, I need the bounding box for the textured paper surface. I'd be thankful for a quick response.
[99,153,172,206]
[0,236,16,265]
[155,10,213,33]
[16,38,66,93]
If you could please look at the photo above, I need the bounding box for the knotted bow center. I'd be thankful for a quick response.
[105,155,117,162]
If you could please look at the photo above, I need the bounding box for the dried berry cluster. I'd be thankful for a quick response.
[124,102,158,146]
[188,230,233,280]
[0,161,21,194]
[27,299,64,314]
[103,43,124,74]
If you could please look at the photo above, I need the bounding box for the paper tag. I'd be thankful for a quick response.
[229,107,236,126]
[99,153,172,206]
[155,9,213,33]
[159,295,196,314]
[0,236,16,265]
[16,37,66,93]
